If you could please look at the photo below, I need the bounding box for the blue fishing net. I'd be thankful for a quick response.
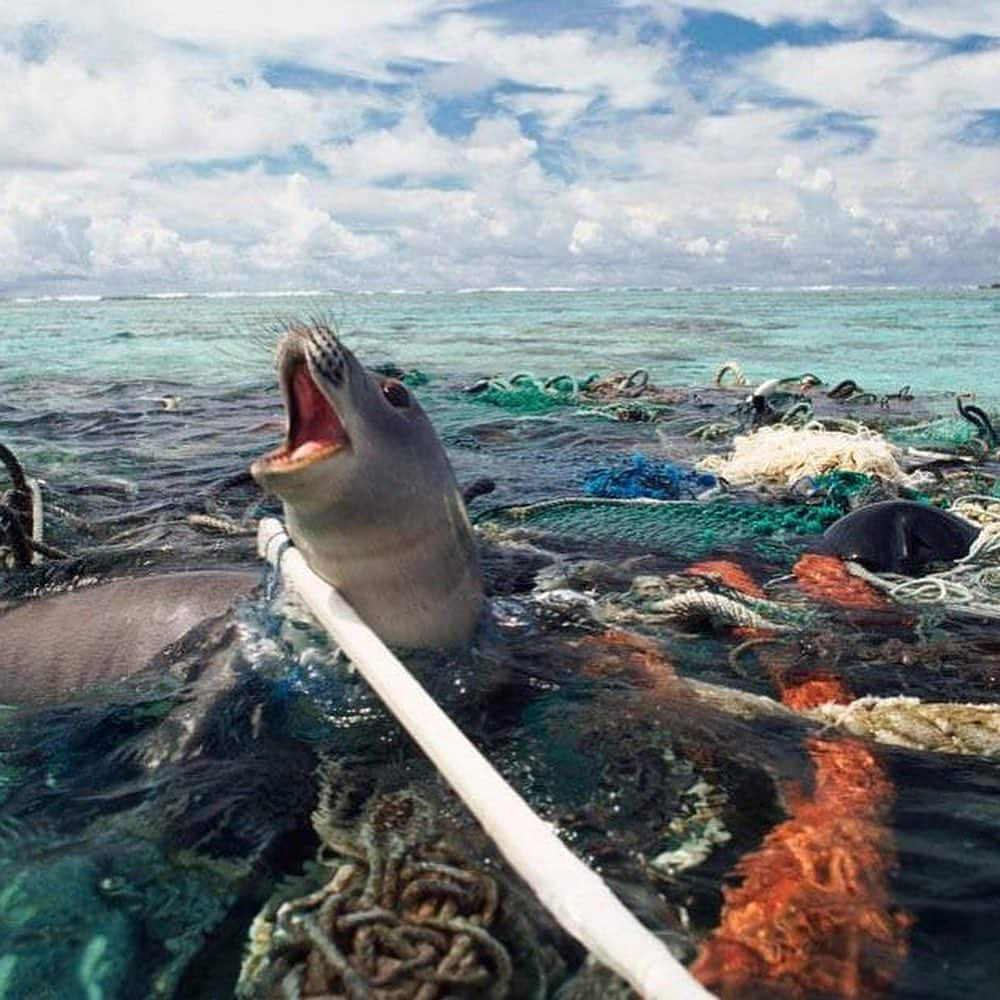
[583,453,717,500]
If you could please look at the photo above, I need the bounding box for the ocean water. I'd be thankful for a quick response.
[3,287,998,398]
[1,288,1000,998]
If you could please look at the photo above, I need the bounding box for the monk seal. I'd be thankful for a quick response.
[0,570,258,705]
[814,500,980,575]
[251,321,483,650]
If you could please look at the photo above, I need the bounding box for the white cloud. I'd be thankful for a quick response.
[0,2,997,293]
[569,219,604,254]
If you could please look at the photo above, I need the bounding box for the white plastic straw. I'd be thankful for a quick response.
[258,518,712,1000]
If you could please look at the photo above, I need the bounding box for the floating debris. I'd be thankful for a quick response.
[238,765,528,999]
[698,425,909,486]
[810,696,1000,756]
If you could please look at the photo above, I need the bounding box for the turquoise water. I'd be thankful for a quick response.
[3,288,998,401]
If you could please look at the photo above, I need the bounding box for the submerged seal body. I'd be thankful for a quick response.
[251,321,483,650]
[816,500,980,575]
[0,570,258,705]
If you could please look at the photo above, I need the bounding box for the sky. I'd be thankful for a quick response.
[1,1,998,294]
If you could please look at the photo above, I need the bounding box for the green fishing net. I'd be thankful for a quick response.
[479,495,852,565]
[468,374,582,414]
[465,372,679,423]
[888,417,979,450]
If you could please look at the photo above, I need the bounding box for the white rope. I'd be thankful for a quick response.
[26,477,43,544]
[809,696,1000,757]
[257,518,711,1000]
[650,589,790,632]
[844,520,1000,620]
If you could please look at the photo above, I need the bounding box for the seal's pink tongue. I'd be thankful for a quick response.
[289,365,347,459]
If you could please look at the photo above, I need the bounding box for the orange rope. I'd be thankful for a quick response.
[577,568,913,998]
[687,559,767,599]
[576,628,680,693]
[692,737,910,999]
[793,553,891,610]
[685,555,911,997]
[780,676,853,711]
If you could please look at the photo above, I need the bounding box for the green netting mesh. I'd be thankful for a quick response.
[478,496,851,565]
[466,372,676,421]
[468,374,582,414]
[887,417,979,450]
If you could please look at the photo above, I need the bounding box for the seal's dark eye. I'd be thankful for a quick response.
[382,380,410,408]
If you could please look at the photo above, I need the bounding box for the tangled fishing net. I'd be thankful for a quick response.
[238,764,540,1000]
[698,425,908,486]
[463,369,685,422]
[583,453,716,500]
[692,736,911,999]
[479,485,868,567]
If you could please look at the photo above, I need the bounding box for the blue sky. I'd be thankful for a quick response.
[1,1,997,293]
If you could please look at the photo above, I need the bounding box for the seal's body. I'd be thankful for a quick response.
[816,500,979,575]
[251,322,483,650]
[0,570,257,705]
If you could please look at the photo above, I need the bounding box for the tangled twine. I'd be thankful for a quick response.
[239,775,512,1000]
[844,520,1000,620]
[583,453,716,501]
[713,362,749,388]
[810,697,1000,757]
[698,424,909,487]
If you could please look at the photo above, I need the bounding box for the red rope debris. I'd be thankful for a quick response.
[687,560,767,599]
[792,553,891,610]
[692,735,911,999]
[691,554,912,998]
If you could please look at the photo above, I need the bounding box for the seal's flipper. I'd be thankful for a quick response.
[815,500,979,575]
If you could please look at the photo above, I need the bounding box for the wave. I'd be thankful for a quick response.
[9,294,103,303]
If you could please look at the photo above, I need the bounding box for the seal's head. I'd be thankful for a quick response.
[252,322,433,507]
[251,321,482,650]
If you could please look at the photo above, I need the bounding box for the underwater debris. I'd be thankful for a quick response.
[649,778,731,877]
[692,734,911,999]
[554,956,636,998]
[238,768,522,999]
[793,553,895,611]
[652,545,917,997]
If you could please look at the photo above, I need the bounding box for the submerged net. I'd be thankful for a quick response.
[4,349,1000,1000]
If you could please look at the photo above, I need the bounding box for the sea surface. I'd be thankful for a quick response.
[1,288,999,999]
[3,287,999,397]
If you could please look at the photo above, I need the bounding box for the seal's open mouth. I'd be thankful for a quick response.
[256,361,349,473]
